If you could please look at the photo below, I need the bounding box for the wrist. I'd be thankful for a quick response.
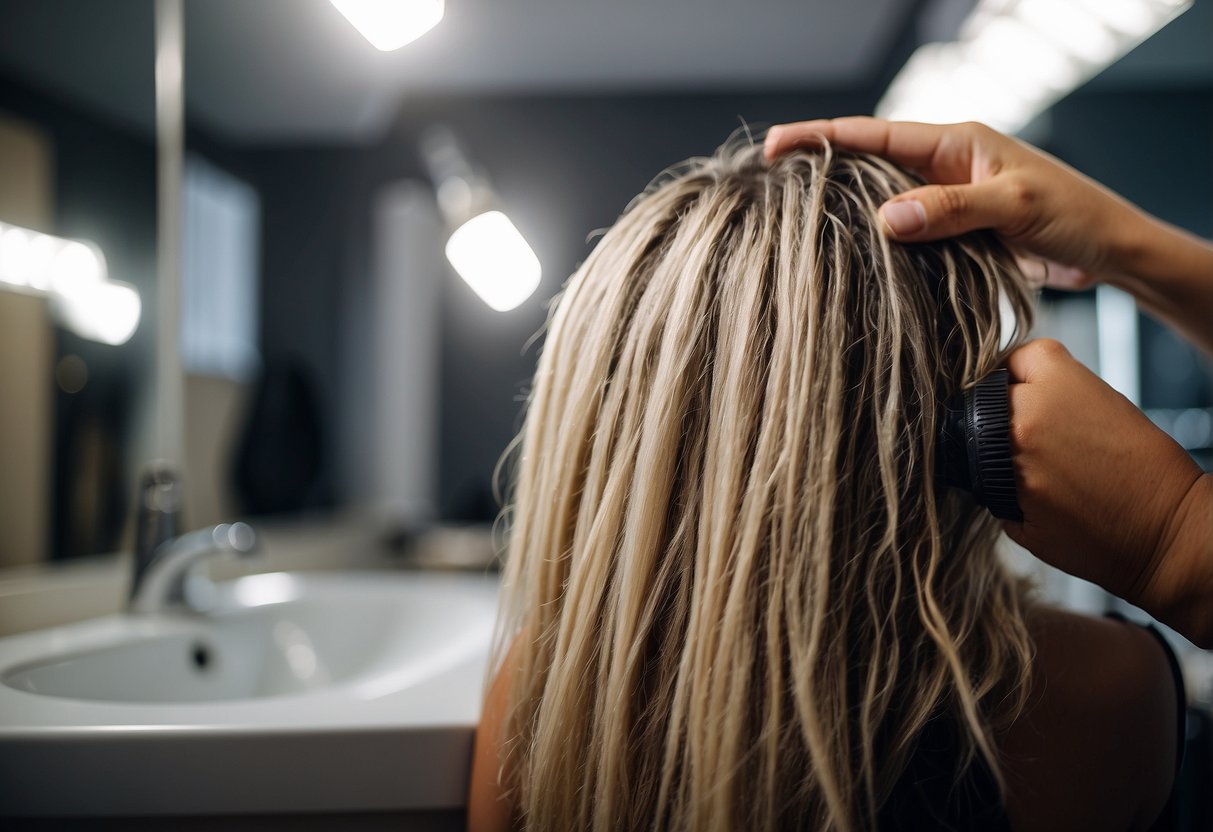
[1106,210,1211,293]
[1103,209,1168,291]
[1138,472,1213,647]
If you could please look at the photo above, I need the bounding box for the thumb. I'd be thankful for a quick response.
[879,180,1012,242]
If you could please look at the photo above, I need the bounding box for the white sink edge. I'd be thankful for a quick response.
[0,569,500,816]
[0,570,499,724]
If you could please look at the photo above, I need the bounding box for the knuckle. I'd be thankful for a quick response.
[1003,174,1035,209]
[1031,338,1070,360]
[1010,415,1036,453]
[1007,386,1042,453]
[936,186,967,219]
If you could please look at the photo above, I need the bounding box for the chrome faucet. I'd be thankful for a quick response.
[128,465,258,614]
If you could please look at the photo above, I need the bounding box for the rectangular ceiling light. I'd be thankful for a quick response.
[877,0,1191,133]
[330,0,444,51]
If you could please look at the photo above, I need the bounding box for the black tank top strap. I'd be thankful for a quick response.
[1104,610,1187,829]
[1103,611,1187,776]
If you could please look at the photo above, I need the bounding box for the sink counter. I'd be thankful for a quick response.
[0,516,497,638]
[0,570,500,818]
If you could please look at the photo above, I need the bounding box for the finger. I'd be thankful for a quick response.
[1011,251,1049,291]
[766,117,954,171]
[1011,248,1097,292]
[763,119,833,160]
[1042,262,1094,291]
[878,180,1010,241]
[1005,338,1073,384]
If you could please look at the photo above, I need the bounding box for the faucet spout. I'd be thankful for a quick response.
[128,522,259,615]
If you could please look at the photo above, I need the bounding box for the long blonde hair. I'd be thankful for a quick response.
[493,136,1036,831]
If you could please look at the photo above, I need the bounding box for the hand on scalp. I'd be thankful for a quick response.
[764,117,1150,292]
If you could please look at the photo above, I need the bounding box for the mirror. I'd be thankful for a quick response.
[0,0,1208,580]
[0,0,160,565]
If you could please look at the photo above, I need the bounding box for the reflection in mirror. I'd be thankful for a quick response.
[0,56,157,565]
[0,2,266,568]
[181,154,260,527]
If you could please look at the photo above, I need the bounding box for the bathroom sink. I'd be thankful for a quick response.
[0,570,499,817]
[3,571,491,703]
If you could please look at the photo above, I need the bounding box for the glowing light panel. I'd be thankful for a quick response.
[330,0,444,51]
[445,211,541,312]
[878,0,1191,133]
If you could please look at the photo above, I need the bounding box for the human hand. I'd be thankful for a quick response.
[1001,339,1213,644]
[764,118,1152,291]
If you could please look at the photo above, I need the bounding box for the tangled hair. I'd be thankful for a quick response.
[493,136,1037,831]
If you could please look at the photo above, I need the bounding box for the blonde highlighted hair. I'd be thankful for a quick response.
[494,136,1036,831]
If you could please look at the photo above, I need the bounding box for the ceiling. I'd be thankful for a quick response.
[0,0,914,143]
[0,0,1209,145]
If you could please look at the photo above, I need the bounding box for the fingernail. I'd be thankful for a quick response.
[763,127,781,155]
[881,200,926,236]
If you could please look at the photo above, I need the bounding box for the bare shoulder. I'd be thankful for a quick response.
[1002,604,1180,832]
[467,638,522,832]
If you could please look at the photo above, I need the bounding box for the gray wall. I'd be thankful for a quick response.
[244,90,877,519]
[1045,88,1213,422]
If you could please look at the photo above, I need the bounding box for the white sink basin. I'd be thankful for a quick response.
[3,572,490,703]
[0,570,499,817]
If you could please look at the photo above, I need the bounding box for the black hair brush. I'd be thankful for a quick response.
[936,368,1023,521]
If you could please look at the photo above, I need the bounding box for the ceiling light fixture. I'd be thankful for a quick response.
[0,220,141,345]
[877,0,1191,133]
[330,0,444,52]
[421,128,542,313]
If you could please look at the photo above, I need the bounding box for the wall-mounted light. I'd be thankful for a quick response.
[330,0,444,51]
[421,128,542,312]
[0,220,141,345]
[877,0,1191,133]
[51,280,142,347]
[445,211,542,312]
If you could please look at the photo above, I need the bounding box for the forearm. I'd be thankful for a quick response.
[1113,216,1213,358]
[1136,473,1213,648]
